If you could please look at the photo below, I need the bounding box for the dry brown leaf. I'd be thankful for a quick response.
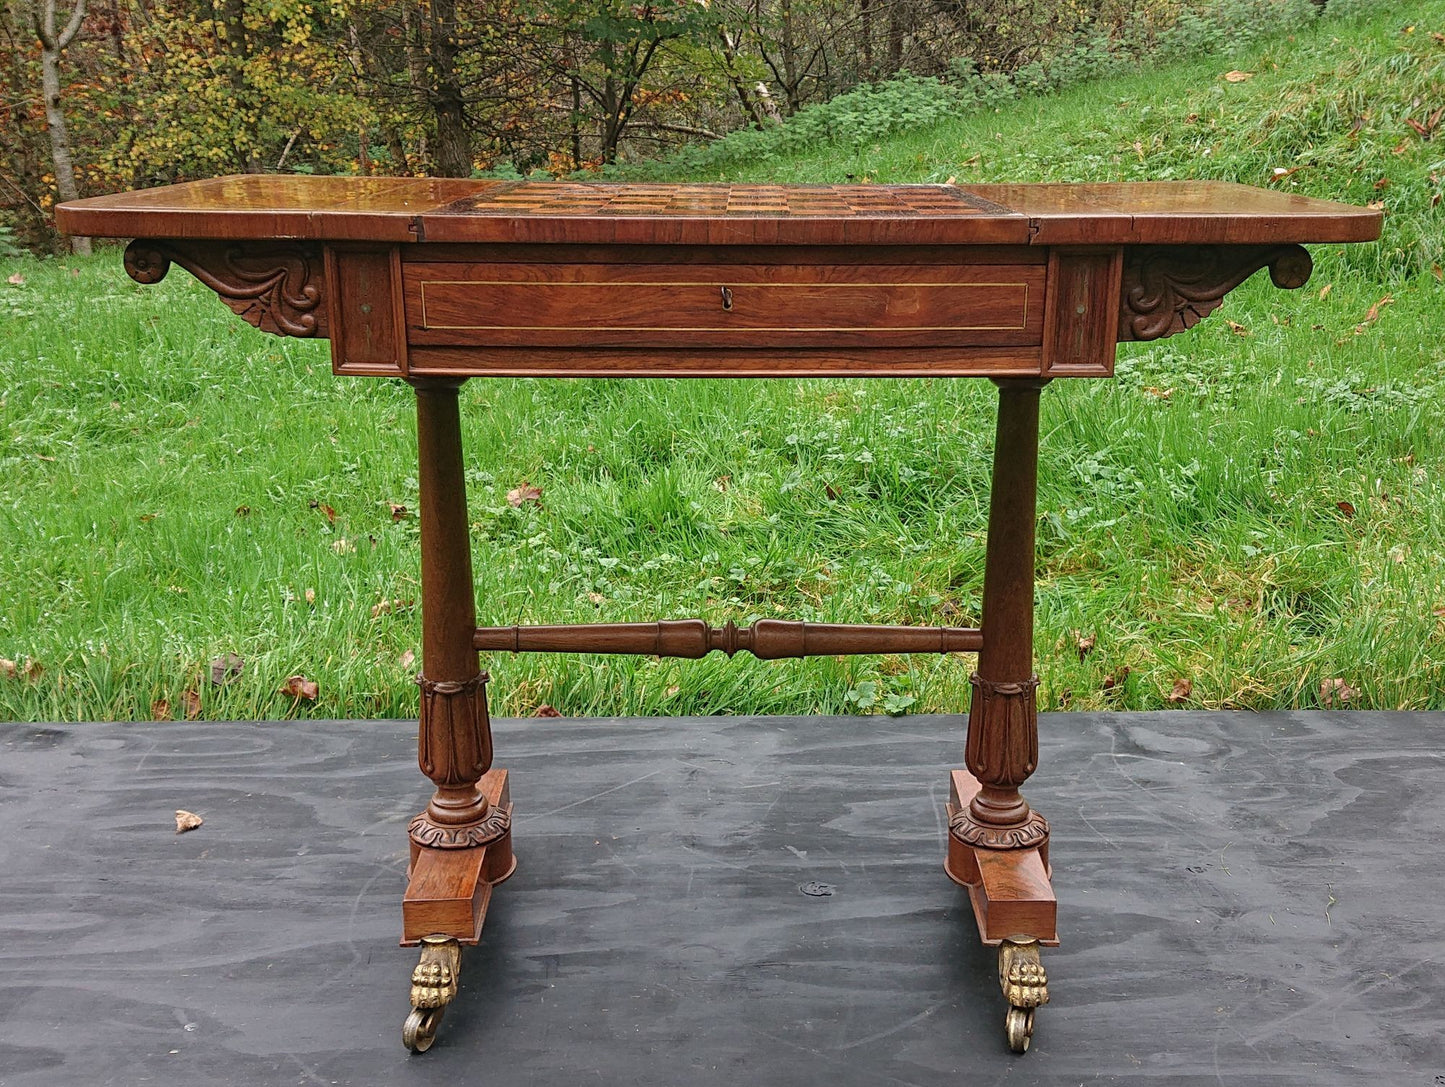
[1433,605,1445,620]
[150,698,171,719]
[182,687,202,719]
[1168,677,1194,703]
[1143,385,1174,400]
[1336,500,1357,518]
[1433,264,1444,283]
[1353,294,1394,334]
[824,483,840,500]
[0,658,15,679]
[6,272,24,285]
[398,649,416,670]
[209,653,244,686]
[713,475,731,493]
[533,704,563,717]
[1223,70,1253,82]
[586,591,605,605]
[304,587,316,605]
[1373,177,1391,191]
[280,674,319,701]
[25,658,42,680]
[310,499,337,524]
[1319,678,1359,708]
[1318,283,1333,300]
[1102,665,1131,691]
[507,482,542,507]
[1405,117,1430,138]
[370,597,414,618]
[1076,633,1096,661]
[175,809,203,834]
[1393,139,1412,155]
[389,502,408,521]
[331,537,354,555]
[1226,320,1251,337]
[234,504,250,517]
[1366,200,1386,211]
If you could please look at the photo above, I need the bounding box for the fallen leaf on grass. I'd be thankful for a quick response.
[533,704,562,718]
[369,597,414,618]
[1225,320,1251,337]
[1354,295,1393,333]
[175,809,203,834]
[24,658,42,680]
[331,537,354,554]
[280,674,319,701]
[1318,283,1333,300]
[1433,605,1445,620]
[234,504,250,517]
[209,653,244,686]
[1223,70,1253,82]
[1336,500,1356,518]
[6,272,24,285]
[1102,666,1131,691]
[151,698,171,719]
[398,649,415,671]
[1143,385,1174,400]
[182,687,202,719]
[0,658,15,679]
[1168,678,1194,703]
[1433,264,1443,283]
[388,503,408,521]
[309,499,337,523]
[507,482,542,507]
[713,475,731,493]
[305,587,316,605]
[1319,678,1358,708]
[1076,633,1096,661]
[586,591,605,605]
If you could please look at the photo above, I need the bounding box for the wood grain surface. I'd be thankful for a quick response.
[0,712,1441,1084]
[55,176,1382,248]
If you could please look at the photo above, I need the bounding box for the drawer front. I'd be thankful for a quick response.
[403,263,1045,349]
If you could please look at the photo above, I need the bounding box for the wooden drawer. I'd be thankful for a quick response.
[403,262,1045,350]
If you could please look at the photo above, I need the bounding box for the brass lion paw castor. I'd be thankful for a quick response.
[998,936,1049,1053]
[403,935,463,1053]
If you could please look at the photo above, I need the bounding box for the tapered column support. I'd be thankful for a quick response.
[408,378,508,850]
[951,379,1049,851]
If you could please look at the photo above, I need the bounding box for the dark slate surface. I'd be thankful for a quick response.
[1,711,1442,1085]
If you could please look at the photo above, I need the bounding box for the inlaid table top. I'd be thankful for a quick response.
[56,176,1381,246]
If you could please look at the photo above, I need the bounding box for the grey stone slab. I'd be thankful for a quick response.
[0,711,1441,1085]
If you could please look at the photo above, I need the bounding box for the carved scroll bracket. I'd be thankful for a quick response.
[1119,243,1312,342]
[123,239,326,337]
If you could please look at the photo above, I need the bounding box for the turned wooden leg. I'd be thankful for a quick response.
[951,378,1049,854]
[402,378,515,985]
[944,379,1057,1054]
[408,377,509,851]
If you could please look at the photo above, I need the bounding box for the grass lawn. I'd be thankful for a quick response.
[2,0,1443,721]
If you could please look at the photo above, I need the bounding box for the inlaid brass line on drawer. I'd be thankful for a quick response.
[417,280,1032,332]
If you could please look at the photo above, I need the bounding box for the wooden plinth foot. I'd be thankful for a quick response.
[402,768,515,946]
[943,768,1058,947]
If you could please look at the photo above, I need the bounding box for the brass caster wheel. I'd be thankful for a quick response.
[403,1005,444,1053]
[1005,1005,1034,1053]
[998,935,1048,1055]
[403,934,462,1053]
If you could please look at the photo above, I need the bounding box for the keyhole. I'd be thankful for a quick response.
[720,286,733,311]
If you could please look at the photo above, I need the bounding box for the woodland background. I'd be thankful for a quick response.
[5,0,1331,251]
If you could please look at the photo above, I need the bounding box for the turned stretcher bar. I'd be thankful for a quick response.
[472,619,984,659]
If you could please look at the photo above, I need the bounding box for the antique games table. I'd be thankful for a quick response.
[56,177,1381,1054]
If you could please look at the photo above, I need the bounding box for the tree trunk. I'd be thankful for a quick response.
[428,0,471,177]
[34,0,90,254]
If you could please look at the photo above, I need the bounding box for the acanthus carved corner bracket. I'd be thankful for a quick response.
[1119,243,1312,342]
[123,239,326,337]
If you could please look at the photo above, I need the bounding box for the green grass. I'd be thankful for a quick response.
[3,0,1445,720]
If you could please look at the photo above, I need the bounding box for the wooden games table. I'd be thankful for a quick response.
[56,177,1380,1054]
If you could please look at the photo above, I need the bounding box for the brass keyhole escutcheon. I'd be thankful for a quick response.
[720,286,733,311]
